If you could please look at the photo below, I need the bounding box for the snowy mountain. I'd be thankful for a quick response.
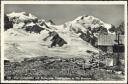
[7,12,37,22]
[49,15,114,47]
[63,15,113,35]
[4,12,114,61]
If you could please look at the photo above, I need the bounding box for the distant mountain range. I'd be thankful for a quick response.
[4,12,117,61]
[4,12,115,45]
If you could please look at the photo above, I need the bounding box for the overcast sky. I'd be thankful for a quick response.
[4,4,124,27]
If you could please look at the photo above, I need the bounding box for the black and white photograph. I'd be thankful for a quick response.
[1,1,127,83]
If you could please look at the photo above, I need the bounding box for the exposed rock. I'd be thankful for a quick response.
[49,31,67,47]
[4,14,13,30]
[25,24,44,33]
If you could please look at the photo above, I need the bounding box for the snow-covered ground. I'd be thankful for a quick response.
[4,29,98,62]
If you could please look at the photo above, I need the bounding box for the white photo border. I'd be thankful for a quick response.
[1,1,127,83]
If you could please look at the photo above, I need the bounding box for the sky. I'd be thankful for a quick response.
[4,4,124,27]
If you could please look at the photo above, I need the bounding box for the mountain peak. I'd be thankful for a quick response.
[7,12,37,21]
[69,15,112,33]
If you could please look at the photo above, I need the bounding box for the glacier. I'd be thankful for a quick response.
[4,12,114,62]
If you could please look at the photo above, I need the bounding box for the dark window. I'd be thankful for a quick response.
[113,44,124,52]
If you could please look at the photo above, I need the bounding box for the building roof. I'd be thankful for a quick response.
[98,34,124,46]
